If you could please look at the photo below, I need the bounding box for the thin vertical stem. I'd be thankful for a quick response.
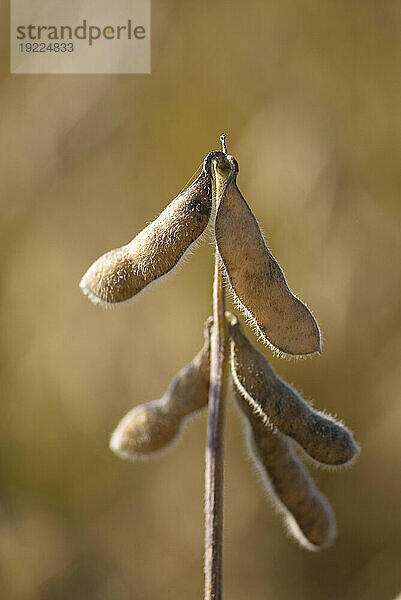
[205,249,227,600]
[204,138,230,600]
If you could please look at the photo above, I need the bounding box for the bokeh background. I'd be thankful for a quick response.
[1,1,400,599]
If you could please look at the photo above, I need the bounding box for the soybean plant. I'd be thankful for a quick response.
[80,136,359,600]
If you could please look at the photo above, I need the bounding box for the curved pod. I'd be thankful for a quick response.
[110,318,211,460]
[215,169,321,356]
[80,169,212,307]
[228,315,359,467]
[235,389,336,550]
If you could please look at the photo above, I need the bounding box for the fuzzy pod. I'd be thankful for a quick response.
[80,168,212,307]
[214,161,321,356]
[110,319,211,460]
[227,314,359,467]
[235,388,336,550]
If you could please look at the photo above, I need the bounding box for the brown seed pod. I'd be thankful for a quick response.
[110,318,211,460]
[214,162,321,356]
[234,388,336,551]
[80,168,212,307]
[227,314,359,467]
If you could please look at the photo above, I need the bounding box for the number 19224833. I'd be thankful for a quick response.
[19,42,74,52]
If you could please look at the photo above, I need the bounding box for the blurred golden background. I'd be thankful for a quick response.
[1,1,400,599]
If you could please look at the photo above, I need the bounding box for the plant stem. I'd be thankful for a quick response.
[204,142,230,600]
[205,249,227,600]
